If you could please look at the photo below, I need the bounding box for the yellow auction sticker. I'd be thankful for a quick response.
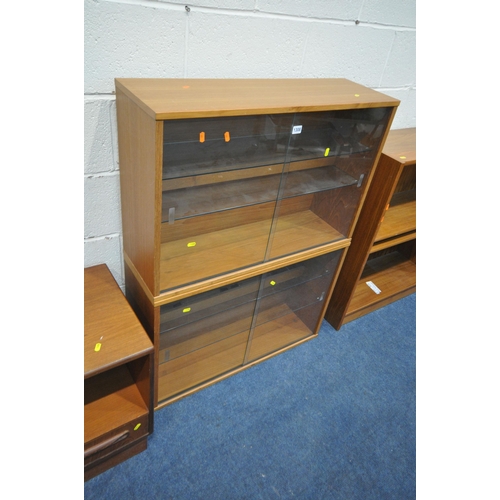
[187,242,196,247]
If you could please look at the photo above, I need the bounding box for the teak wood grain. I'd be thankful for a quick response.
[84,265,154,377]
[115,91,163,296]
[378,127,416,165]
[84,264,155,480]
[115,78,400,120]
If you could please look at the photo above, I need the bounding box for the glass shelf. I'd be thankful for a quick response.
[160,275,261,334]
[163,114,292,179]
[162,164,357,222]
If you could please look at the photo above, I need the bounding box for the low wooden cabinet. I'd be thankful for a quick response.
[115,78,400,408]
[84,264,154,481]
[325,127,416,329]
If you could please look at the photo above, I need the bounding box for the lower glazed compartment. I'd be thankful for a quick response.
[156,250,341,404]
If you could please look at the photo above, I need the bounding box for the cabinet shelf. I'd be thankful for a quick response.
[162,164,357,222]
[85,365,149,443]
[375,189,416,242]
[160,209,344,292]
[371,231,415,253]
[347,249,416,320]
[162,112,376,180]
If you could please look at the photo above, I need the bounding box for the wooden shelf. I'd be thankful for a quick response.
[375,190,416,242]
[85,365,149,443]
[371,231,415,253]
[160,209,344,292]
[344,250,416,323]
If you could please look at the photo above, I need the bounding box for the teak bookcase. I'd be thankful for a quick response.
[325,127,416,329]
[84,264,154,481]
[114,78,399,408]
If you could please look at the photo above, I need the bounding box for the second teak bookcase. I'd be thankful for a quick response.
[325,127,416,329]
[115,78,399,408]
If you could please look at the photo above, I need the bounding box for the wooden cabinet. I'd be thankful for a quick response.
[115,78,399,408]
[84,264,154,481]
[325,127,416,329]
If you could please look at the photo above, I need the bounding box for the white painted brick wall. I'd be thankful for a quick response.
[84,0,416,288]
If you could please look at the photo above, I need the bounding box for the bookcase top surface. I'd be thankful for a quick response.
[382,127,416,164]
[115,78,400,120]
[84,264,153,378]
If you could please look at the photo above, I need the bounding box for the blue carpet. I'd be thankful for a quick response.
[85,293,416,499]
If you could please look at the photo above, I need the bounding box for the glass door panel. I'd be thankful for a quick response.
[163,114,293,178]
[265,108,393,260]
[157,329,250,403]
[159,276,260,334]
[246,251,340,362]
[159,300,256,363]
[159,202,276,291]
[157,275,261,403]
[286,108,391,162]
[160,114,294,292]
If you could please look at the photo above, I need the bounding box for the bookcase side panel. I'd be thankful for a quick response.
[116,88,160,295]
[324,152,401,330]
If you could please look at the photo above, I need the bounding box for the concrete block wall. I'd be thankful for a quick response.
[84,0,416,288]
